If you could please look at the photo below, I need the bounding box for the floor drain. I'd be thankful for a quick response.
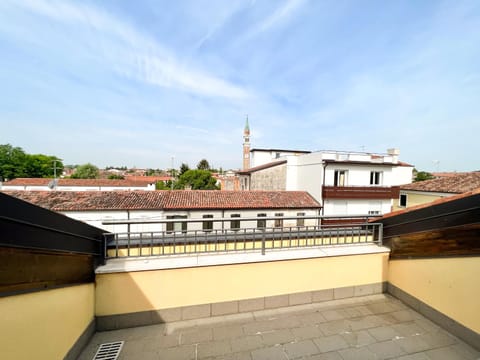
[92,341,124,360]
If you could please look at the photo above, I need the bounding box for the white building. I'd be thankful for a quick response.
[238,148,413,217]
[4,190,321,233]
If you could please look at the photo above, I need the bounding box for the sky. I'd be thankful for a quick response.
[0,0,479,172]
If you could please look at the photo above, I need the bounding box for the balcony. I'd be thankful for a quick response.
[323,185,400,200]
[1,191,479,360]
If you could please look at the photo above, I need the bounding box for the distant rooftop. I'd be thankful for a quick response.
[401,171,480,194]
[3,178,155,187]
[3,190,321,211]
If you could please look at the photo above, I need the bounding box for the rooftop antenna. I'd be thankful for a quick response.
[49,159,62,190]
[433,160,440,172]
[171,156,175,190]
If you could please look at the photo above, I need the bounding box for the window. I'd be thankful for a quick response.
[257,213,267,229]
[334,170,347,186]
[274,213,283,228]
[296,212,305,227]
[202,214,213,232]
[399,194,407,207]
[275,152,281,159]
[166,215,187,233]
[230,214,241,231]
[368,201,382,216]
[370,171,382,185]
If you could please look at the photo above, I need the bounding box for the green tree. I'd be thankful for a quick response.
[25,154,63,178]
[156,180,174,190]
[71,163,100,179]
[179,163,190,176]
[0,144,63,180]
[108,174,125,180]
[0,144,27,180]
[414,171,434,182]
[175,169,219,190]
[197,159,210,170]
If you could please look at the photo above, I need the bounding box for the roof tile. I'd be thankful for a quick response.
[401,172,480,193]
[3,190,321,211]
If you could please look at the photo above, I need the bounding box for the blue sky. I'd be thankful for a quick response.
[0,0,479,171]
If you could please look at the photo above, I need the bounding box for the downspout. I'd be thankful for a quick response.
[321,161,327,218]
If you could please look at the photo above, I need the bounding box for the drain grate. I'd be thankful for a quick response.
[92,341,124,360]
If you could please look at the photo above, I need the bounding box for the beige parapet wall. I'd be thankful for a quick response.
[0,284,95,360]
[388,257,480,334]
[95,252,388,317]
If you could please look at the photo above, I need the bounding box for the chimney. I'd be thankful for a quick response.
[387,148,400,163]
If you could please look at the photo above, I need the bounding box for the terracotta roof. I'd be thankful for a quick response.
[3,190,321,211]
[400,172,480,194]
[373,188,480,221]
[123,175,172,182]
[3,178,154,187]
[236,160,287,175]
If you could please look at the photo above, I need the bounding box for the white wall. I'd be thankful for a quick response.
[60,208,320,233]
[293,153,325,202]
[391,166,414,185]
[323,199,391,216]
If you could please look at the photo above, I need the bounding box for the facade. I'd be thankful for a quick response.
[393,171,480,210]
[0,178,156,191]
[239,149,413,217]
[250,148,311,168]
[4,190,321,233]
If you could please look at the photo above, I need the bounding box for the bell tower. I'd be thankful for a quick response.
[243,116,250,170]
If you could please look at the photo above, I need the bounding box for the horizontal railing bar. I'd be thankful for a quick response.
[102,214,375,225]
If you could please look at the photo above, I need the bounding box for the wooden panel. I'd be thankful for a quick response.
[0,247,94,294]
[323,186,398,199]
[385,224,480,258]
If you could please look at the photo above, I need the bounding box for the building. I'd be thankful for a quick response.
[239,148,413,217]
[4,190,321,233]
[394,171,480,210]
[0,178,156,191]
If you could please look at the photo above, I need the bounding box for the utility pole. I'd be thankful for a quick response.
[171,156,175,190]
[52,159,62,179]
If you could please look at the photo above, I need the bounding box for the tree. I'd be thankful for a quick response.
[414,171,434,182]
[179,163,190,176]
[156,180,174,190]
[0,144,27,180]
[175,169,219,190]
[71,163,100,179]
[0,144,63,180]
[197,159,210,170]
[108,174,124,180]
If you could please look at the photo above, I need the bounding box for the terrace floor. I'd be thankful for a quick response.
[78,294,479,360]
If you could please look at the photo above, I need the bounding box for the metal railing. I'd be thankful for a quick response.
[102,215,383,258]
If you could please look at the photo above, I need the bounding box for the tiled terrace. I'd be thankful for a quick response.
[78,294,479,360]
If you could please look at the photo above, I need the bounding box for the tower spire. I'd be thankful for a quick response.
[244,115,250,134]
[243,115,251,170]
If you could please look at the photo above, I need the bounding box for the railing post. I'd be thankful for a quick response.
[261,228,266,255]
[377,223,383,246]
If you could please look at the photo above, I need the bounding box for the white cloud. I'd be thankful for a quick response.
[248,0,305,36]
[11,0,249,99]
